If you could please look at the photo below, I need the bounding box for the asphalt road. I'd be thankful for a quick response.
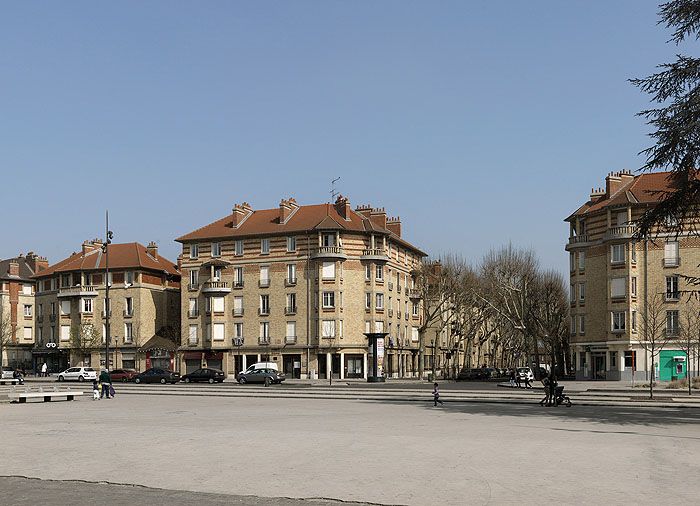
[2,394,700,505]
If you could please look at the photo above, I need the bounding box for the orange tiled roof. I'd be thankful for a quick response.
[33,243,180,278]
[567,171,684,220]
[176,202,427,255]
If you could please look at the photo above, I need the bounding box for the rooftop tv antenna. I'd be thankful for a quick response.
[330,177,341,201]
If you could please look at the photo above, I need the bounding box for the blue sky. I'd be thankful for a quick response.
[0,1,676,273]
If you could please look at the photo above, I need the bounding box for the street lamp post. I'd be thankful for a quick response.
[103,211,113,372]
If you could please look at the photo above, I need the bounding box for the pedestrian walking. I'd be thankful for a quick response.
[539,375,551,406]
[432,382,444,407]
[509,369,516,388]
[41,362,48,377]
[515,370,521,389]
[92,380,100,400]
[99,369,112,399]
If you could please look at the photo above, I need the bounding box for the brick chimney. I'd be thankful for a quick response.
[177,254,182,271]
[334,195,352,221]
[147,241,159,259]
[589,187,605,201]
[231,202,253,228]
[8,260,19,277]
[355,204,373,219]
[279,198,299,224]
[387,217,402,237]
[26,252,48,273]
[81,240,101,255]
[369,207,387,229]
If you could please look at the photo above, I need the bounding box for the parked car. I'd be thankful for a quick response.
[134,368,180,384]
[109,369,139,382]
[242,362,279,374]
[57,367,97,382]
[236,368,285,385]
[181,368,225,384]
[1,366,15,379]
[517,367,535,382]
[457,368,488,381]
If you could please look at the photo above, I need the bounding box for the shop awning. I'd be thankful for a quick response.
[183,351,202,360]
[205,351,223,360]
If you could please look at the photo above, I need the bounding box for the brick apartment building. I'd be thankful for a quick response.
[566,170,696,381]
[0,252,48,370]
[32,240,181,373]
[176,196,426,379]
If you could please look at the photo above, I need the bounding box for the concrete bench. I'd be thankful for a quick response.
[0,379,21,385]
[9,391,83,403]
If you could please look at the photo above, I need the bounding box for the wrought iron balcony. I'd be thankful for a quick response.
[202,281,232,294]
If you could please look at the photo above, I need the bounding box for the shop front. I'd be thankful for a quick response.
[204,351,223,371]
[183,351,202,374]
[138,334,178,372]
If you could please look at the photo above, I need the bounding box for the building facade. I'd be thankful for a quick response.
[176,196,426,379]
[32,240,181,373]
[0,252,48,369]
[566,170,694,381]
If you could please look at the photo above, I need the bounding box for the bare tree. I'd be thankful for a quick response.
[0,300,13,368]
[530,270,570,375]
[70,322,100,366]
[635,292,675,399]
[679,298,700,395]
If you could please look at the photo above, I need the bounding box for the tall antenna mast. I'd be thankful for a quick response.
[330,177,341,202]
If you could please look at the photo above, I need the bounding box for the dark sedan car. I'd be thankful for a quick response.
[109,369,139,382]
[236,368,285,385]
[456,368,489,381]
[134,368,180,384]
[181,368,225,384]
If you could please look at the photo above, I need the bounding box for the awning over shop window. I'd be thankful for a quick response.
[205,352,223,360]
[183,351,202,360]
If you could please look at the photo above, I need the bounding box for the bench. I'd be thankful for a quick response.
[9,390,83,403]
[0,379,21,385]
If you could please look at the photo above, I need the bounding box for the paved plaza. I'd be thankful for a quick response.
[1,393,700,505]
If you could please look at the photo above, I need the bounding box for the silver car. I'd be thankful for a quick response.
[1,366,15,379]
[57,367,97,382]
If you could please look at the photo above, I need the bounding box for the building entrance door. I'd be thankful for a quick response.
[283,354,301,379]
[592,353,606,380]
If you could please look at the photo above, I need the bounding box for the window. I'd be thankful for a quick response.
[212,267,222,281]
[82,299,92,314]
[579,283,585,302]
[124,323,133,343]
[412,302,419,316]
[190,244,199,259]
[570,316,576,334]
[376,264,384,281]
[188,324,198,344]
[322,291,335,309]
[205,297,212,314]
[365,321,371,333]
[234,267,244,286]
[211,242,221,257]
[322,233,336,247]
[259,266,270,287]
[213,323,225,341]
[611,312,626,332]
[322,262,335,280]
[375,293,384,310]
[234,323,243,339]
[60,300,71,315]
[578,251,585,271]
[365,264,372,281]
[322,320,336,338]
[338,319,344,337]
[233,296,243,316]
[189,269,199,287]
[579,315,585,334]
[37,326,43,343]
[261,238,270,254]
[666,310,680,336]
[666,276,680,300]
[260,322,270,338]
[570,284,575,303]
[60,325,70,341]
[287,236,296,252]
[235,240,244,256]
[286,293,296,312]
[260,294,270,314]
[23,327,32,341]
[22,284,32,295]
[125,271,134,285]
[375,321,384,333]
[611,244,625,264]
[212,296,225,313]
[664,241,679,267]
[23,304,32,317]
[50,326,55,341]
[631,277,637,297]
[624,351,636,369]
[50,302,56,316]
[125,297,133,316]
[631,310,637,332]
[188,298,198,316]
[37,304,43,317]
[610,278,626,299]
[412,327,419,342]
[366,293,372,310]
[286,321,296,338]
[631,242,637,263]
[287,264,297,283]
[102,324,106,343]
[616,211,627,226]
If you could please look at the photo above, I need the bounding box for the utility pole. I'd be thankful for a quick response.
[103,211,113,371]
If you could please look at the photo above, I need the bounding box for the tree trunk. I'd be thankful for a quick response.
[649,357,655,400]
[418,330,425,380]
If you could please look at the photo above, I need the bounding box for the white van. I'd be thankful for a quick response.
[243,362,278,374]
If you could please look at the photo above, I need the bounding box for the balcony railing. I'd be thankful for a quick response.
[361,248,389,261]
[232,308,244,317]
[258,308,270,316]
[285,335,297,344]
[604,225,637,241]
[259,279,271,288]
[568,234,590,245]
[310,246,347,260]
[285,277,297,287]
[202,281,232,293]
[285,306,297,315]
[409,289,421,299]
[259,336,271,345]
[58,285,98,298]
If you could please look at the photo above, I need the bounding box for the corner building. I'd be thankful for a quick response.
[566,170,695,381]
[176,196,426,379]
